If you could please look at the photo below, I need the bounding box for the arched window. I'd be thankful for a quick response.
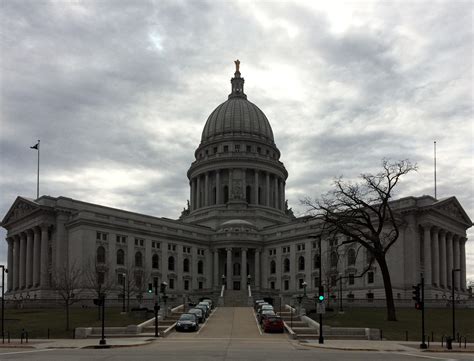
[152,254,159,269]
[212,187,217,205]
[298,256,305,271]
[116,249,124,265]
[135,251,143,267]
[168,256,175,271]
[270,260,276,274]
[197,260,203,274]
[258,187,262,205]
[183,258,190,273]
[330,251,338,268]
[347,248,356,266]
[233,262,241,276]
[223,186,229,203]
[313,254,320,269]
[97,246,105,264]
[246,186,251,203]
[283,258,290,273]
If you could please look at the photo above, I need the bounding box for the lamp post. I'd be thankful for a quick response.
[121,273,126,313]
[1,265,7,342]
[451,268,461,346]
[153,280,159,337]
[160,281,168,318]
[247,274,251,286]
[302,281,307,297]
[222,275,226,287]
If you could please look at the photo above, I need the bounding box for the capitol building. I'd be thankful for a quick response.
[1,64,471,305]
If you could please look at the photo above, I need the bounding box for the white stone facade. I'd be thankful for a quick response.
[1,67,472,303]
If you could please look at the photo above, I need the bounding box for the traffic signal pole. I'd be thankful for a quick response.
[420,275,427,349]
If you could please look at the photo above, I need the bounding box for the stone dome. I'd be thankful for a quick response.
[200,63,274,144]
[201,97,274,144]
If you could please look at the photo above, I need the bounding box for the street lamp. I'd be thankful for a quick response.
[247,274,251,286]
[302,281,307,297]
[451,268,461,348]
[1,265,7,342]
[222,274,226,287]
[121,273,126,313]
[160,281,168,317]
[310,235,324,344]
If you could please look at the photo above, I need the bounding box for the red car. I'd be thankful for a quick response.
[262,315,284,333]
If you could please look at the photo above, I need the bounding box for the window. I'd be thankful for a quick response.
[116,249,125,265]
[135,238,144,247]
[347,248,356,266]
[117,273,124,286]
[314,277,320,288]
[368,271,374,284]
[135,273,142,289]
[367,250,375,264]
[197,260,203,274]
[270,281,275,290]
[283,258,290,273]
[213,147,218,154]
[234,144,240,152]
[313,254,321,269]
[169,278,174,289]
[184,280,189,290]
[96,232,108,241]
[183,246,191,253]
[152,254,159,269]
[223,186,229,203]
[257,147,261,154]
[135,252,143,267]
[246,186,251,203]
[270,260,276,274]
[183,258,190,273]
[268,249,276,256]
[233,263,241,276]
[284,280,289,290]
[297,243,305,251]
[282,246,290,253]
[298,279,304,289]
[199,281,203,290]
[96,246,106,264]
[116,235,126,243]
[168,256,175,271]
[223,145,229,152]
[246,145,251,152]
[152,241,160,249]
[298,256,305,271]
[349,274,355,285]
[197,249,205,256]
[168,244,176,251]
[330,251,338,268]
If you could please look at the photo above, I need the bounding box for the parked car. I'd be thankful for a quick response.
[195,304,209,318]
[258,309,276,324]
[198,301,212,312]
[175,313,199,332]
[254,299,265,309]
[188,308,205,323]
[255,302,269,313]
[256,304,273,318]
[262,315,284,333]
[201,298,214,309]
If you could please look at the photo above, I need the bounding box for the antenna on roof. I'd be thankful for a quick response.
[434,140,437,200]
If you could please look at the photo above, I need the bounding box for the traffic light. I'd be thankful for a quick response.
[415,301,424,310]
[412,284,420,302]
[318,286,325,302]
[148,283,153,294]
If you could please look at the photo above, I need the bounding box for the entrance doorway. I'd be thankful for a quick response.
[233,281,240,290]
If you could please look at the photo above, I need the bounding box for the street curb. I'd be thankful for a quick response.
[299,342,408,352]
[81,339,154,349]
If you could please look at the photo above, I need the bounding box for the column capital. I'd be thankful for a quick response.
[241,247,248,252]
[226,247,233,252]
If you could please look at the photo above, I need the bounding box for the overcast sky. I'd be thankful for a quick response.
[1,0,473,282]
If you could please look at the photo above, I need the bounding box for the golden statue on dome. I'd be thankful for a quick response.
[234,59,240,73]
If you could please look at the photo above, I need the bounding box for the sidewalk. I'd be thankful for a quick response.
[302,339,474,353]
[0,337,155,349]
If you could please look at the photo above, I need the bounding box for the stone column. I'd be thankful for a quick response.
[161,240,169,284]
[431,228,440,286]
[241,248,247,290]
[26,230,34,288]
[55,213,68,271]
[228,169,233,199]
[7,238,13,291]
[19,232,26,289]
[446,233,453,289]
[177,247,183,291]
[191,247,198,290]
[266,172,270,206]
[216,171,221,205]
[274,177,278,209]
[191,178,196,210]
[439,230,447,288]
[14,236,20,290]
[453,236,460,290]
[33,227,41,287]
[213,249,219,288]
[40,225,49,287]
[254,170,259,205]
[280,179,285,210]
[422,225,432,286]
[255,249,260,289]
[196,176,201,209]
[242,168,247,202]
[204,172,209,207]
[460,238,466,291]
[226,248,232,290]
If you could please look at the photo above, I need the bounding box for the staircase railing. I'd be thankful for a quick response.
[248,285,252,297]
[220,284,225,297]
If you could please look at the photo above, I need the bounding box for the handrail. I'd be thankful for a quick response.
[220,284,225,297]
[248,285,252,297]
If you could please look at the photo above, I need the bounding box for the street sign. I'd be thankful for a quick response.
[316,302,326,314]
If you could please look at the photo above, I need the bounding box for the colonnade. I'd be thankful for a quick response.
[190,169,285,211]
[213,247,261,290]
[421,224,467,290]
[6,224,50,291]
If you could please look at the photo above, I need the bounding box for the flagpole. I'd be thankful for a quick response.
[37,139,40,199]
[434,140,437,200]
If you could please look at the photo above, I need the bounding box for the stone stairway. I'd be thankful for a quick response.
[223,290,249,306]
[278,309,319,340]
[141,310,182,336]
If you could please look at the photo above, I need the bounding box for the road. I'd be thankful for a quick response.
[0,307,472,360]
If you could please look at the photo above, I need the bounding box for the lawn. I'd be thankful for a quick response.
[309,307,474,341]
[2,307,150,339]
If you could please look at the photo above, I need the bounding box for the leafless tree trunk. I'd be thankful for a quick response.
[302,159,417,321]
[84,259,114,320]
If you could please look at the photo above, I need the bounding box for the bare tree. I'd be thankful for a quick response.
[84,259,114,319]
[303,159,417,321]
[51,261,84,330]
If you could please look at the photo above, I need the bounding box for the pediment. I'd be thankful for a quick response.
[432,197,472,227]
[1,197,39,226]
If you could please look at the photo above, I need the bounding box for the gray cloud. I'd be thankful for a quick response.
[1,0,472,279]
